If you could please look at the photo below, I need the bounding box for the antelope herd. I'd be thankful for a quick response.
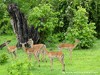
[4,39,80,72]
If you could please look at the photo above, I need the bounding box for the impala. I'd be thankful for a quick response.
[27,39,47,62]
[21,43,41,67]
[5,42,17,59]
[58,39,80,61]
[28,39,65,71]
[45,49,65,71]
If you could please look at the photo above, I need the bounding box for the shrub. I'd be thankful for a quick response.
[28,4,59,43]
[0,53,9,65]
[65,6,96,48]
[7,60,33,75]
[0,3,13,35]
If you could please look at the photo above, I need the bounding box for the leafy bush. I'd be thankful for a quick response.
[7,60,33,75]
[28,4,59,42]
[0,53,9,65]
[65,6,96,48]
[0,3,13,35]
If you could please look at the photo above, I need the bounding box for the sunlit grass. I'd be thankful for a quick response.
[0,35,100,75]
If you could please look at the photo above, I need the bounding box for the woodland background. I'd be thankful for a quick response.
[0,0,100,48]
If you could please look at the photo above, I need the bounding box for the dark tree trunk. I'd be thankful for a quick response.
[7,4,40,48]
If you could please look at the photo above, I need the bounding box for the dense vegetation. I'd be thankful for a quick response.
[0,0,100,48]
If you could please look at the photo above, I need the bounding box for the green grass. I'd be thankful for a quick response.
[0,35,100,75]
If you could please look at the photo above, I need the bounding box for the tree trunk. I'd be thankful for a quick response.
[7,4,40,48]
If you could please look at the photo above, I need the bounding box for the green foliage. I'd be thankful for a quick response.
[88,0,100,38]
[0,3,13,35]
[28,4,59,42]
[53,0,74,37]
[7,60,33,75]
[0,0,100,48]
[66,7,96,48]
[0,53,9,65]
[44,34,60,47]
